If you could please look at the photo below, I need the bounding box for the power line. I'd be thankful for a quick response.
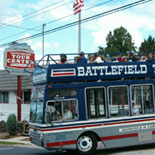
[46,0,115,26]
[0,0,115,41]
[16,1,73,24]
[0,0,153,47]
[0,22,39,31]
[0,0,67,31]
[0,0,72,38]
[0,0,72,37]
[0,0,65,29]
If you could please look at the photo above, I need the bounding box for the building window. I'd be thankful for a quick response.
[109,86,129,117]
[0,92,9,103]
[24,91,31,104]
[0,92,2,103]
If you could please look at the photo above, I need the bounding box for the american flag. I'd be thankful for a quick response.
[73,0,84,15]
[51,68,76,77]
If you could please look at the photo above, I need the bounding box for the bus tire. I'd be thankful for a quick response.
[76,133,97,154]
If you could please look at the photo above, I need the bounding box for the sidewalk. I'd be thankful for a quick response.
[0,136,32,145]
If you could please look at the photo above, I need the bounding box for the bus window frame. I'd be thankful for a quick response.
[45,98,79,123]
[85,86,107,120]
[47,88,77,98]
[130,83,155,116]
[107,85,129,118]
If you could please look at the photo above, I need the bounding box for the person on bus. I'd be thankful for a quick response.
[87,54,95,63]
[78,51,87,64]
[127,51,137,62]
[117,53,124,62]
[58,54,70,64]
[74,56,79,63]
[147,52,154,62]
[46,105,56,122]
[63,106,72,120]
[94,53,103,63]
[132,102,140,115]
[101,55,107,62]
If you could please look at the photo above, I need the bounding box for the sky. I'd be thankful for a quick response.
[0,0,155,69]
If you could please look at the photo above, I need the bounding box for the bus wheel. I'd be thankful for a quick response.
[76,133,97,154]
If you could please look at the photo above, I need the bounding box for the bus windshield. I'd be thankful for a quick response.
[30,86,45,123]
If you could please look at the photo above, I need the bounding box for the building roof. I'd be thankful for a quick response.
[0,70,32,91]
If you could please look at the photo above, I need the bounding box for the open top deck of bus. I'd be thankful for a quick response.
[29,54,155,84]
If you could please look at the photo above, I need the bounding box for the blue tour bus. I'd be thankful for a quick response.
[29,54,155,154]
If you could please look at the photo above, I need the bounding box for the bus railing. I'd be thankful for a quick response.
[24,52,155,74]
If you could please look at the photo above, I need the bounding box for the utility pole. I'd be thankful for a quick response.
[42,23,46,57]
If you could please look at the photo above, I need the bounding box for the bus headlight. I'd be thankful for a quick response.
[40,133,44,147]
[40,133,43,140]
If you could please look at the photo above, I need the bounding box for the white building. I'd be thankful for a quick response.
[0,70,32,121]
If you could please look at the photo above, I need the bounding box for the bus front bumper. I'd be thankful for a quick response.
[29,130,43,147]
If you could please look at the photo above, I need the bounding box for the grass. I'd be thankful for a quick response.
[0,141,24,145]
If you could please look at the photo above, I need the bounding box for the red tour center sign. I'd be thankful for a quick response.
[6,51,35,69]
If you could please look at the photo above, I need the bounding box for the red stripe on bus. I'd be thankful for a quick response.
[52,73,75,76]
[104,118,155,126]
[46,133,138,147]
[101,133,138,141]
[46,140,76,147]
[34,118,155,133]
[152,131,155,135]
[39,124,102,132]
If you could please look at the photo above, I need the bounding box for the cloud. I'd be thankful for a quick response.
[84,1,155,49]
[32,41,51,51]
[19,33,32,46]
[0,0,23,26]
[28,0,73,22]
[52,42,60,49]
[30,40,61,62]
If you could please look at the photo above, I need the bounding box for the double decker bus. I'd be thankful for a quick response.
[29,54,155,154]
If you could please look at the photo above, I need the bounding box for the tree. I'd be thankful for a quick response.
[105,26,136,55]
[139,35,155,53]
[6,114,17,136]
[98,46,105,55]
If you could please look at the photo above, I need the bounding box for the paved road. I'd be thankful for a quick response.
[0,144,155,155]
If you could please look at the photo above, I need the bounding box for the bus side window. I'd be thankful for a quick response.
[63,100,78,120]
[131,84,154,115]
[108,86,129,117]
[46,101,62,123]
[86,88,106,119]
[143,85,154,114]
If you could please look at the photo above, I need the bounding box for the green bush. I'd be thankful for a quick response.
[6,114,17,136]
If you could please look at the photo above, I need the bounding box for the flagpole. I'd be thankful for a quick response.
[73,0,84,54]
[78,11,81,54]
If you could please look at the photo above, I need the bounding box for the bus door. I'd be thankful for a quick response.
[45,99,78,123]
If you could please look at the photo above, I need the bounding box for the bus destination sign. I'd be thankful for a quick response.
[48,62,155,83]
